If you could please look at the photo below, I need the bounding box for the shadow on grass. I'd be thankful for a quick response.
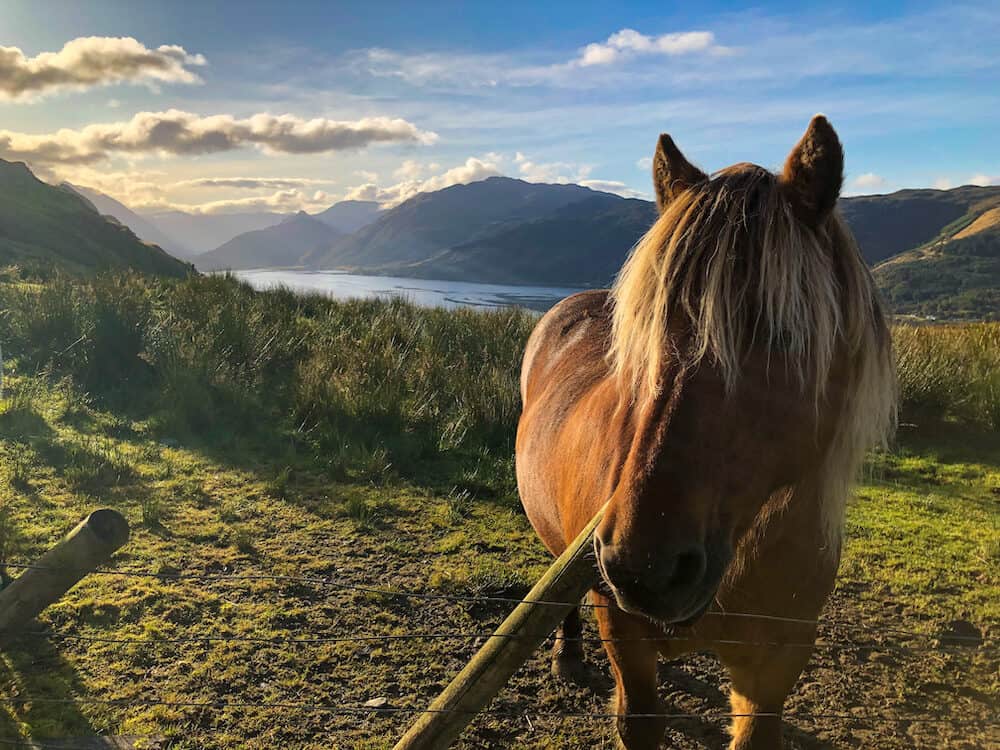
[0,634,95,744]
[895,420,1000,469]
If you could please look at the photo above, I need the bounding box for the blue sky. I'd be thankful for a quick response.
[1,0,997,214]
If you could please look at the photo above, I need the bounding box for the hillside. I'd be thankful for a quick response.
[65,184,197,260]
[861,185,1000,319]
[399,193,657,285]
[840,185,1000,265]
[0,160,191,278]
[874,218,1000,320]
[197,212,345,271]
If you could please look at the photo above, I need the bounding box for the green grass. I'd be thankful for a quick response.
[0,273,534,500]
[0,274,996,747]
[894,322,1000,429]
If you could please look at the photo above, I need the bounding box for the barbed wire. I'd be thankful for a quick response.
[2,561,988,645]
[12,627,988,654]
[0,696,1000,726]
[0,696,996,727]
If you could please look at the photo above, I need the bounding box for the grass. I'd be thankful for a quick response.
[0,273,533,498]
[0,273,995,748]
[894,322,1000,429]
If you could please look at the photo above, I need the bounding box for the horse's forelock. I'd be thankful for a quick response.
[607,165,896,549]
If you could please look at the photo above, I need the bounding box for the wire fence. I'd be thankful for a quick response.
[0,696,997,726]
[3,561,991,645]
[0,558,995,746]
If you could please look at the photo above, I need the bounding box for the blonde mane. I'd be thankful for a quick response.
[608,164,897,546]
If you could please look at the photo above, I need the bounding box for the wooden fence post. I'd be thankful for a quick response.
[0,508,130,639]
[393,504,605,750]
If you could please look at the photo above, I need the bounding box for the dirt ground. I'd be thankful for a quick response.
[2,417,996,749]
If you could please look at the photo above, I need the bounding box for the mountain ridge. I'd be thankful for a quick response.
[198,212,345,271]
[65,183,197,260]
[0,159,191,278]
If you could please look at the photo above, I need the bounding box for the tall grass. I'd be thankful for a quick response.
[0,273,996,503]
[894,323,1000,429]
[0,273,535,494]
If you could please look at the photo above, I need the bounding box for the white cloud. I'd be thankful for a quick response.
[579,179,648,199]
[0,36,205,100]
[172,176,335,190]
[852,172,887,189]
[969,173,998,186]
[0,109,438,165]
[575,29,728,67]
[514,151,592,183]
[50,151,647,215]
[354,28,727,89]
[353,169,378,182]
[340,152,645,209]
[41,165,169,205]
[933,177,953,190]
[392,159,426,180]
[131,188,332,215]
[343,156,502,207]
[636,156,653,170]
[42,165,339,213]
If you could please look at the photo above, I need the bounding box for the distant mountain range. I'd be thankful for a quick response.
[137,210,286,255]
[0,159,191,278]
[192,175,1000,318]
[198,212,346,271]
[312,200,381,234]
[131,199,382,258]
[6,158,998,319]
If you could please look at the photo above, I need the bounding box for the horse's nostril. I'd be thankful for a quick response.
[669,546,707,589]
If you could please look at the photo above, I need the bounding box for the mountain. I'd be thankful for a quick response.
[313,200,380,234]
[303,177,616,273]
[298,176,997,319]
[870,188,1000,320]
[64,184,197,260]
[197,212,345,271]
[395,193,657,285]
[840,185,1000,265]
[0,159,191,278]
[140,210,285,254]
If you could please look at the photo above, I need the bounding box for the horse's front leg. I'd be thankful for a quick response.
[717,641,816,750]
[594,592,665,750]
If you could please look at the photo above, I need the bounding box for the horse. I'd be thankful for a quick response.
[515,115,896,750]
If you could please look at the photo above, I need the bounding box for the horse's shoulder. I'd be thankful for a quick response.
[521,290,611,401]
[537,290,611,340]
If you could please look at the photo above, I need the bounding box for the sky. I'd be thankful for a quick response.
[1,0,998,215]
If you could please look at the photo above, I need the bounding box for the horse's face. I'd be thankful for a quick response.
[595,351,845,625]
[596,117,856,625]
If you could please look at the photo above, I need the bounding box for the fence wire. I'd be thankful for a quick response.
[11,627,989,654]
[0,696,997,727]
[1,562,989,646]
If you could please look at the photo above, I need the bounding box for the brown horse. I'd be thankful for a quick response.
[516,116,896,749]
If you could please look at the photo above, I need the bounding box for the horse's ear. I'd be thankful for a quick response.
[653,133,707,212]
[780,114,844,223]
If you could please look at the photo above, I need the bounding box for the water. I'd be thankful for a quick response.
[228,269,588,312]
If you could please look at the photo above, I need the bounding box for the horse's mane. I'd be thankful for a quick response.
[608,163,896,547]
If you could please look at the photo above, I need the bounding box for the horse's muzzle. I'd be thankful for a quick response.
[594,533,730,624]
